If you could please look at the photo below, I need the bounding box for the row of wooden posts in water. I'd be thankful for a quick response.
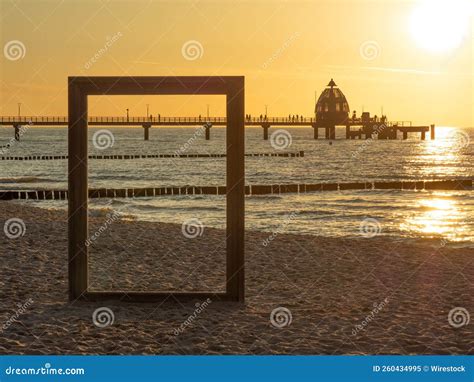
[0,151,305,161]
[1,179,471,201]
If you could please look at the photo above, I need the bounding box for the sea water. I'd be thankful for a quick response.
[0,125,473,242]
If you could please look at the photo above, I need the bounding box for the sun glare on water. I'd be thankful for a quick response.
[410,0,472,53]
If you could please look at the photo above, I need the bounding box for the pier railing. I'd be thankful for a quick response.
[0,116,319,124]
[0,116,418,127]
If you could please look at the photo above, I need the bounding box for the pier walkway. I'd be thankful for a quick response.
[0,116,435,141]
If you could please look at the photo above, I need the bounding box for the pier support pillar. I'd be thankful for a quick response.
[262,124,270,140]
[204,123,212,140]
[421,131,426,140]
[330,126,336,140]
[345,125,350,139]
[14,124,20,141]
[143,124,151,141]
[390,127,397,140]
[325,127,329,139]
[430,124,435,140]
[312,125,318,140]
[403,131,408,140]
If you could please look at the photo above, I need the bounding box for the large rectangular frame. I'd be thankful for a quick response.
[68,76,245,302]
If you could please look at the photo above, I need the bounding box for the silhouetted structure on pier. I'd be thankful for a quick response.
[314,79,350,139]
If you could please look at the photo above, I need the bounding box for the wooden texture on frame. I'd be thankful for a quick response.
[68,76,245,302]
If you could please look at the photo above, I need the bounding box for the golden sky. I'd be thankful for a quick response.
[1,0,473,126]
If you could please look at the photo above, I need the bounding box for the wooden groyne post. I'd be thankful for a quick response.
[3,179,472,201]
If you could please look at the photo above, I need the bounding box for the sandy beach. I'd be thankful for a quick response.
[0,201,472,355]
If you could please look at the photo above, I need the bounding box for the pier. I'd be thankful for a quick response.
[0,115,434,142]
[1,79,436,142]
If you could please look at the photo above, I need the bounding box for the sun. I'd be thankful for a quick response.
[410,0,472,53]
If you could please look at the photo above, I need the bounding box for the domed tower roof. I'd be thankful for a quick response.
[315,79,350,125]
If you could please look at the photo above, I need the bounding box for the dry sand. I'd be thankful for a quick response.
[0,201,472,355]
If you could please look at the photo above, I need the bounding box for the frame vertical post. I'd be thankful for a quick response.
[226,78,245,302]
[68,79,89,300]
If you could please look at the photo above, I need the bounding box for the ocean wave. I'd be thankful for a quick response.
[0,176,54,183]
[131,204,224,212]
[247,195,283,200]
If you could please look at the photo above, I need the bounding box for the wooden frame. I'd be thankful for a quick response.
[68,76,245,302]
